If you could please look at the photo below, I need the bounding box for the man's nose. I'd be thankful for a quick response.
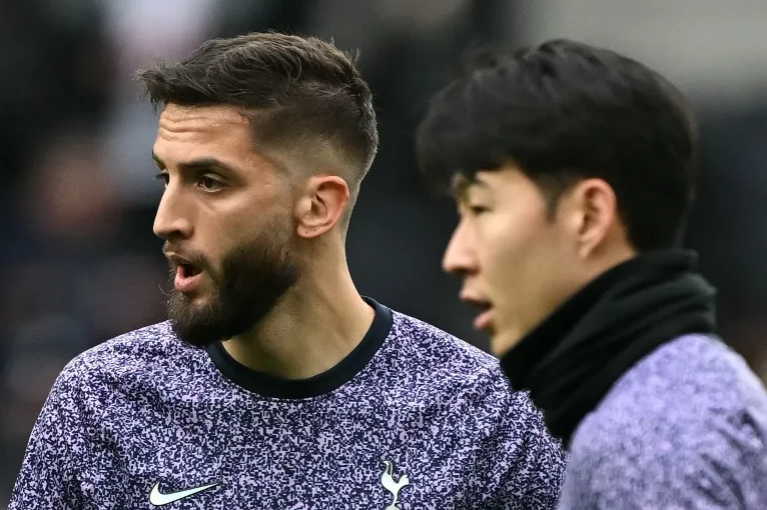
[442,221,478,277]
[153,188,193,241]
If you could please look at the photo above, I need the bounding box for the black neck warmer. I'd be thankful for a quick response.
[500,250,717,447]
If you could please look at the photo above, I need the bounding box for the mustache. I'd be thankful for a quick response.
[162,243,209,270]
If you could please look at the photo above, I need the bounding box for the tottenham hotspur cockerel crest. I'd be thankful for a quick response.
[381,460,410,510]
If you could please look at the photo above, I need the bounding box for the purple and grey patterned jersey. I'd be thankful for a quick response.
[558,334,767,509]
[10,300,566,509]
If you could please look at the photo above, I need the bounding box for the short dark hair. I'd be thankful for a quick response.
[137,32,378,215]
[416,39,698,251]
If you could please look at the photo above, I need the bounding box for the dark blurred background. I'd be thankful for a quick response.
[2,1,767,504]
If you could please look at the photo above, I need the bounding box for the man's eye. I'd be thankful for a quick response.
[198,176,225,192]
[155,173,169,187]
[469,205,490,215]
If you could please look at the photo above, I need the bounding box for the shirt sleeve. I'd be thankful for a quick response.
[455,369,567,509]
[557,407,767,509]
[8,359,90,510]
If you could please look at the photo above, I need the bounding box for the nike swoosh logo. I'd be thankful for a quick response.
[149,481,220,506]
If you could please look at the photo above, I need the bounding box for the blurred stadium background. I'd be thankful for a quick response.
[2,0,767,504]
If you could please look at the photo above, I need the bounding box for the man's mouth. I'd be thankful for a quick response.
[165,252,206,293]
[462,296,495,332]
[178,262,202,278]
[473,308,494,332]
[174,261,203,293]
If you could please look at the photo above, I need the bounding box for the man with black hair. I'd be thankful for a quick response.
[417,39,767,508]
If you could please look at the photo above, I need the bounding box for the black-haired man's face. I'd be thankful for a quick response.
[443,166,588,355]
[152,104,299,347]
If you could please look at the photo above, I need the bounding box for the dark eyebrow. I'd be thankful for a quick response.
[451,173,487,201]
[151,151,239,174]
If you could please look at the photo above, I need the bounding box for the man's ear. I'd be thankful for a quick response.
[562,178,619,258]
[294,175,350,238]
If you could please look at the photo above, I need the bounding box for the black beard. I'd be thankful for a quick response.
[166,231,299,348]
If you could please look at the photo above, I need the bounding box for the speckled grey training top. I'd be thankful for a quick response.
[558,334,767,509]
[10,300,566,509]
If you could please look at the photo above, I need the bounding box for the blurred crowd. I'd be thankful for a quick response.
[2,0,767,503]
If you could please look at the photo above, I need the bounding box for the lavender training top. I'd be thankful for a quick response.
[558,334,767,509]
[10,300,566,509]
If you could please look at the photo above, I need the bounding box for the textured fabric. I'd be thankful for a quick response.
[501,250,716,446]
[558,334,767,509]
[10,307,566,509]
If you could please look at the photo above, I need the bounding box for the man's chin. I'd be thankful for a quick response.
[167,297,225,347]
[490,328,524,358]
[170,322,221,348]
[168,311,233,348]
[175,292,210,310]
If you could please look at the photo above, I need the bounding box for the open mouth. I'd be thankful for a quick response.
[178,263,202,279]
[464,297,495,332]
[174,261,204,293]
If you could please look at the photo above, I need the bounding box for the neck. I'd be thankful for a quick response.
[221,256,374,380]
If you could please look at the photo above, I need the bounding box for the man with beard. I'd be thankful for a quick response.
[416,39,767,508]
[10,33,565,509]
